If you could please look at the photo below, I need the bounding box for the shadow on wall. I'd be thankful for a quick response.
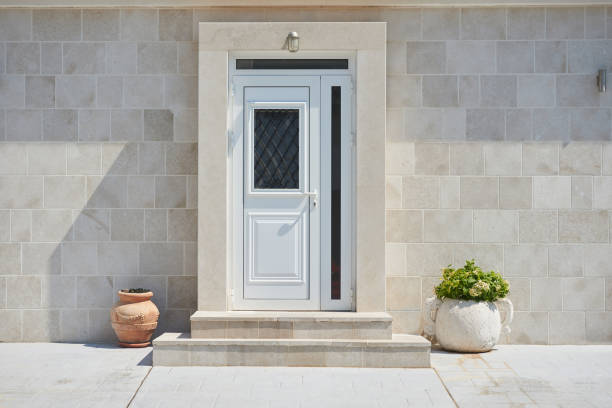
[1,140,198,343]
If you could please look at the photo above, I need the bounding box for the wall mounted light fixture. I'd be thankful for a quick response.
[598,68,607,93]
[287,32,299,52]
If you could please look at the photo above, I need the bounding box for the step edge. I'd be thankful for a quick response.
[190,311,393,322]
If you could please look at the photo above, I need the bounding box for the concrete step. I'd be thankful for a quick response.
[190,311,393,340]
[153,332,430,368]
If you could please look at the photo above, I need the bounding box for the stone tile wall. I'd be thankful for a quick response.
[0,6,611,343]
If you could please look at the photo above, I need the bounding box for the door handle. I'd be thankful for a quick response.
[303,189,318,207]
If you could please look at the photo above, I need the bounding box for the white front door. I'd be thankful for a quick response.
[232,76,321,310]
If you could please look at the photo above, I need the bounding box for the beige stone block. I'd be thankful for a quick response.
[61,310,88,342]
[386,109,404,142]
[447,41,496,74]
[559,210,608,243]
[461,8,506,40]
[560,143,602,175]
[404,109,442,140]
[386,42,406,75]
[155,176,187,209]
[224,321,259,339]
[484,143,521,176]
[22,243,61,275]
[533,176,571,209]
[422,8,458,40]
[7,276,41,308]
[586,311,612,342]
[62,242,97,276]
[405,42,446,74]
[422,244,454,276]
[584,245,612,277]
[98,242,137,276]
[145,209,167,241]
[33,9,80,41]
[607,278,612,311]
[165,76,197,109]
[474,210,518,243]
[414,143,449,175]
[159,9,192,41]
[74,209,110,241]
[460,177,498,209]
[450,143,483,176]
[186,176,197,209]
[184,242,196,276]
[504,244,548,277]
[500,177,532,209]
[44,176,86,209]
[386,210,422,243]
[83,9,119,41]
[178,42,197,75]
[86,176,127,208]
[546,7,584,39]
[499,42,535,74]
[41,275,76,308]
[0,176,44,209]
[444,108,467,140]
[127,176,154,208]
[63,43,105,75]
[110,209,144,241]
[10,210,30,242]
[603,144,612,175]
[386,276,420,310]
[138,143,164,175]
[387,75,420,108]
[453,244,504,273]
[387,243,407,276]
[121,9,157,41]
[6,43,40,74]
[389,311,421,334]
[31,210,72,242]
[140,243,183,275]
[535,41,567,74]
[508,311,548,344]
[401,176,439,209]
[67,144,101,175]
[258,321,293,339]
[22,310,60,342]
[88,309,115,342]
[519,210,558,243]
[594,177,612,208]
[191,321,226,338]
[77,110,108,143]
[0,310,22,342]
[563,278,605,311]
[422,76,457,107]
[440,177,460,209]
[480,75,517,107]
[424,210,472,243]
[168,276,196,308]
[166,143,197,175]
[508,109,533,141]
[385,142,414,175]
[77,276,113,308]
[102,143,138,175]
[505,278,530,311]
[0,243,20,275]
[531,277,562,311]
[549,245,583,277]
[549,311,586,344]
[523,143,559,175]
[27,144,66,175]
[0,144,27,175]
[518,74,554,106]
[0,210,9,242]
[508,8,545,40]
[385,176,402,209]
[533,108,569,141]
[0,9,31,41]
[168,209,197,242]
[571,176,593,209]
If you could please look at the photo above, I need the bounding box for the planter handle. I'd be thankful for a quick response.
[422,296,441,341]
[495,298,514,336]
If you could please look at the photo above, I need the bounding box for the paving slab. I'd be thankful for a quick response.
[432,345,612,408]
[0,343,151,408]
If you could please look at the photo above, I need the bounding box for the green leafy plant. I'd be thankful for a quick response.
[434,259,509,302]
[121,288,151,293]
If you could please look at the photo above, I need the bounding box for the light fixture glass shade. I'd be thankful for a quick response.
[287,32,299,52]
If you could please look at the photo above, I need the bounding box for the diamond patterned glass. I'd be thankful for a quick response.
[254,109,300,189]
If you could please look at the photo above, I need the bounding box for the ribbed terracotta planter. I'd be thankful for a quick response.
[110,291,159,348]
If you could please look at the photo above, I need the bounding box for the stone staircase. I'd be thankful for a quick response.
[153,311,430,367]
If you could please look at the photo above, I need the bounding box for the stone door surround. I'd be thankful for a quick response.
[197,22,386,312]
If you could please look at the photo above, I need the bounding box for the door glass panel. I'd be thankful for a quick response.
[254,109,300,189]
[237,59,348,70]
[331,86,341,299]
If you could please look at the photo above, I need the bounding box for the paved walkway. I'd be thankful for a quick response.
[1,343,611,407]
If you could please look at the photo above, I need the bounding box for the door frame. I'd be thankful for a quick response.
[197,22,387,313]
[229,54,355,310]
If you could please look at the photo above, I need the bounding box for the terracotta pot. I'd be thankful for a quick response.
[110,291,159,348]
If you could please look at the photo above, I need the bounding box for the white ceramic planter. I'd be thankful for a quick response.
[423,297,513,353]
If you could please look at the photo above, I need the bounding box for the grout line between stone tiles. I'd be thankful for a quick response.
[126,365,153,408]
[432,365,459,408]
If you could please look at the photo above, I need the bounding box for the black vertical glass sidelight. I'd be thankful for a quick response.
[331,86,341,299]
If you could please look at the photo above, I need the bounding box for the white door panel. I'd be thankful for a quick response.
[232,76,320,310]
